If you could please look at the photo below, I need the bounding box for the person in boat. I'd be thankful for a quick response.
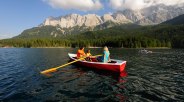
[77,47,86,58]
[97,46,111,63]
[86,49,92,61]
[86,49,92,57]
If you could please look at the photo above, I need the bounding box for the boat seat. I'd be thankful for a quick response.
[108,61,117,63]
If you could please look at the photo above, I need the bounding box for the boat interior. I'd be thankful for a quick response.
[72,57,117,63]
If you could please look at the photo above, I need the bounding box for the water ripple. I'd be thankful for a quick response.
[0,48,184,101]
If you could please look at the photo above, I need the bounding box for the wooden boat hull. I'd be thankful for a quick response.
[68,53,126,73]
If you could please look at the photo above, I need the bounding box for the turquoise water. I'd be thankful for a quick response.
[0,48,184,101]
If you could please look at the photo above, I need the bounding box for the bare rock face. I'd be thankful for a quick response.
[83,14,102,26]
[44,17,59,26]
[137,4,184,25]
[113,13,132,23]
[101,14,115,22]
[43,14,103,28]
[120,10,144,22]
[42,3,184,28]
[42,13,132,28]
[59,14,81,28]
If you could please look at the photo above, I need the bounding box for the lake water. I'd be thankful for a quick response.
[0,48,184,101]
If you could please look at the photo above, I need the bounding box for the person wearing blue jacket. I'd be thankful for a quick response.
[97,46,110,63]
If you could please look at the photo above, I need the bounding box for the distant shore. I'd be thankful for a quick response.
[0,46,172,49]
[123,47,171,49]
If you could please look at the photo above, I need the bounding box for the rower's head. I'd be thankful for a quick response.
[79,47,84,50]
[104,46,108,51]
[87,49,90,53]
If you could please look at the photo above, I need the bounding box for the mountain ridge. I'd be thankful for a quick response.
[41,3,184,27]
[16,3,184,38]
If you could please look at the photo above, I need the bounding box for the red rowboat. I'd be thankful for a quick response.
[68,53,127,73]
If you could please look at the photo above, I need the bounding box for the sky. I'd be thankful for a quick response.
[0,0,184,39]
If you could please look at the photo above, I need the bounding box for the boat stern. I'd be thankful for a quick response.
[120,61,126,72]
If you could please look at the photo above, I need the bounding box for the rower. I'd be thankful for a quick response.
[77,47,86,58]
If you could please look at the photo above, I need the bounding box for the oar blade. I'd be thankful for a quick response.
[40,68,57,74]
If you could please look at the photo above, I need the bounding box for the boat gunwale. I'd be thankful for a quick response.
[68,53,126,66]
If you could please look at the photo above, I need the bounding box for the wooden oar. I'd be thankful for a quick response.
[40,54,102,74]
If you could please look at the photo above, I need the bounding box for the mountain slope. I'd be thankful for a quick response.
[136,4,184,25]
[162,14,184,25]
[15,24,140,38]
[4,24,184,48]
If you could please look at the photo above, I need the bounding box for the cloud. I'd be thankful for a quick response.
[109,0,184,10]
[110,0,147,10]
[43,0,103,11]
[151,0,184,5]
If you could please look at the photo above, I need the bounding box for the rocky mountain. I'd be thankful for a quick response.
[41,3,184,27]
[43,14,103,28]
[136,4,184,25]
[16,3,184,38]
[42,13,132,28]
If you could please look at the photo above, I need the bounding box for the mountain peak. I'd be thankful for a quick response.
[42,4,184,28]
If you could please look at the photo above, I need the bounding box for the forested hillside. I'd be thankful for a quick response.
[0,24,184,48]
[162,14,184,25]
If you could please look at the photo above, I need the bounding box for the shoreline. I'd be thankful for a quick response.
[123,47,171,49]
[0,46,172,49]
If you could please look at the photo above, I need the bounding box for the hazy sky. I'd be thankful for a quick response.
[0,0,183,39]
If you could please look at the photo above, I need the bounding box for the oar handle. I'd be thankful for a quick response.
[54,57,86,69]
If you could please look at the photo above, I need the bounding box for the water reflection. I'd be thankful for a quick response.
[42,66,128,84]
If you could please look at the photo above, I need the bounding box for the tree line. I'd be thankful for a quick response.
[0,37,172,48]
[0,24,183,48]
